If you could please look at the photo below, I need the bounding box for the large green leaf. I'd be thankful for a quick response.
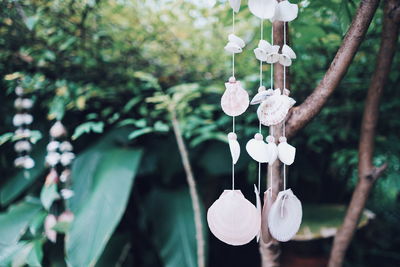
[0,200,42,247]
[65,148,142,267]
[144,188,208,267]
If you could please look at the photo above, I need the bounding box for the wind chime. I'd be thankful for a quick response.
[207,0,302,246]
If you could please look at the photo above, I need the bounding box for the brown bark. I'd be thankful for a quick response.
[328,1,400,266]
[285,0,381,139]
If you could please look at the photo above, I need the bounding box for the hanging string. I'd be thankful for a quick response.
[283,22,287,191]
[257,19,264,193]
[232,116,235,190]
[231,10,236,190]
[268,23,275,195]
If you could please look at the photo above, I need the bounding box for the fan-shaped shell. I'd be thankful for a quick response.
[266,142,278,164]
[259,40,272,52]
[249,0,278,19]
[261,188,273,243]
[228,133,240,164]
[250,90,273,105]
[221,81,249,117]
[257,90,296,126]
[207,190,261,246]
[275,1,298,22]
[246,137,268,163]
[254,185,262,242]
[278,141,296,165]
[229,0,241,13]
[228,34,245,48]
[278,54,292,67]
[224,42,242,54]
[282,44,296,59]
[254,47,267,62]
[268,189,302,242]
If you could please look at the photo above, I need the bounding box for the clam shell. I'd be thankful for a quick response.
[229,0,241,13]
[266,142,278,164]
[265,53,280,64]
[228,34,245,48]
[254,47,267,62]
[278,141,296,165]
[282,44,296,59]
[246,137,268,163]
[221,81,249,117]
[257,92,296,126]
[249,0,278,19]
[250,90,273,105]
[268,189,302,242]
[228,133,240,164]
[224,42,242,54]
[207,190,261,246]
[278,54,292,67]
[275,1,298,22]
[259,40,272,52]
[261,188,273,243]
[254,185,262,242]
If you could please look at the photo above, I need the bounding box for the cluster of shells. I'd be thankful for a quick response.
[13,84,35,169]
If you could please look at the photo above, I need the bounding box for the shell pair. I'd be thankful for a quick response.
[224,34,246,54]
[207,190,261,246]
[254,41,297,67]
[248,0,298,22]
[246,134,296,165]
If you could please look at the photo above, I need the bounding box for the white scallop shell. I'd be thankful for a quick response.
[275,1,298,22]
[257,89,296,126]
[224,42,242,53]
[221,81,249,117]
[254,47,267,62]
[207,190,261,246]
[246,138,268,163]
[282,44,296,59]
[249,0,278,19]
[228,134,240,165]
[261,188,273,243]
[259,40,273,52]
[229,0,241,12]
[228,34,245,48]
[278,141,296,165]
[268,189,302,242]
[266,142,278,164]
[250,90,273,105]
[278,54,292,67]
[254,185,262,242]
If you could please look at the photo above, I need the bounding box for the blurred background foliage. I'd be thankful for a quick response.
[0,0,399,266]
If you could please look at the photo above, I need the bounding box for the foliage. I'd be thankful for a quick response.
[0,0,399,266]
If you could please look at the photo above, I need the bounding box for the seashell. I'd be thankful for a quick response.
[47,141,60,152]
[278,141,296,165]
[265,45,280,64]
[46,152,61,166]
[60,141,73,152]
[246,133,268,163]
[207,190,260,246]
[228,132,240,164]
[58,210,74,223]
[268,189,302,242]
[14,140,32,152]
[249,0,278,19]
[60,152,75,166]
[254,185,262,242]
[15,86,24,96]
[22,114,33,125]
[266,141,278,164]
[257,89,296,126]
[60,189,75,200]
[261,188,273,243]
[14,129,31,139]
[15,156,35,169]
[13,114,24,127]
[275,1,298,22]
[221,80,249,117]
[228,34,245,49]
[278,54,292,67]
[254,47,268,62]
[60,169,71,183]
[22,98,33,109]
[282,44,296,59]
[45,214,57,243]
[50,121,67,138]
[250,88,274,105]
[259,40,273,52]
[45,168,59,185]
[229,0,241,12]
[224,42,242,54]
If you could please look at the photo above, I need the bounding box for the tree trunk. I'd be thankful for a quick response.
[328,1,400,266]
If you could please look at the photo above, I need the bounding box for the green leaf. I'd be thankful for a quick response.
[128,127,153,140]
[144,188,208,267]
[0,201,42,246]
[0,132,14,146]
[72,121,105,140]
[25,16,38,31]
[66,148,142,267]
[40,184,59,211]
[26,240,43,267]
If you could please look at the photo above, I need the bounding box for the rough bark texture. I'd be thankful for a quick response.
[171,110,205,267]
[328,1,400,266]
[285,0,381,139]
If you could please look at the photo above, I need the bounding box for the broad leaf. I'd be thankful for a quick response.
[65,148,142,267]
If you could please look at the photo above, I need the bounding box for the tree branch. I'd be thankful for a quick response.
[285,0,381,139]
[170,109,205,267]
[328,1,400,266]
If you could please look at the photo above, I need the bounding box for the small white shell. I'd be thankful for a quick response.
[228,34,245,48]
[23,157,35,169]
[282,44,297,59]
[249,0,278,19]
[246,135,268,163]
[14,141,32,152]
[266,142,278,164]
[22,114,33,125]
[50,121,67,138]
[46,152,61,166]
[250,90,273,105]
[47,141,60,152]
[254,47,267,62]
[278,141,296,165]
[224,42,242,54]
[60,189,75,200]
[14,98,33,109]
[221,81,249,117]
[13,114,24,127]
[45,214,57,243]
[14,129,31,139]
[60,152,75,166]
[268,189,302,242]
[207,190,261,246]
[275,1,298,22]
[258,40,272,52]
[261,188,273,243]
[278,54,292,67]
[257,89,296,126]
[229,0,241,12]
[254,185,261,242]
[228,133,240,164]
[60,141,73,152]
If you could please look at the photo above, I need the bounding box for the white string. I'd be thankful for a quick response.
[257,19,264,193]
[232,116,235,190]
[231,10,236,190]
[283,22,287,190]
